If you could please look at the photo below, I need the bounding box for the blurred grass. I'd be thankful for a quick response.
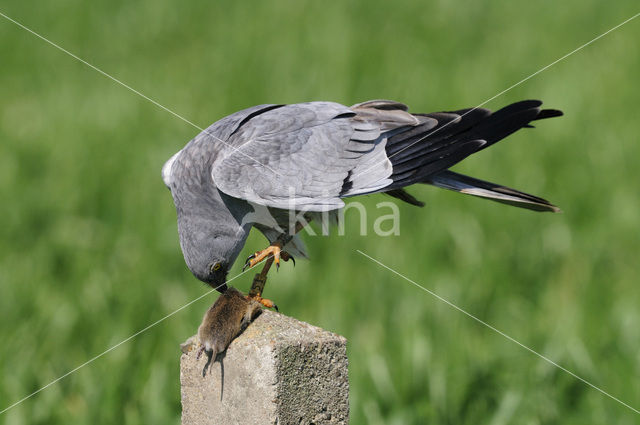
[1,1,639,423]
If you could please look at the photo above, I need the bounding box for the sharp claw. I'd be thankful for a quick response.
[280,252,295,267]
[243,254,256,271]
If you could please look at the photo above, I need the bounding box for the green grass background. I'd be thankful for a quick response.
[1,1,639,423]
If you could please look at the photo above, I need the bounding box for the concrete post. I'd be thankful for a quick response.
[180,310,349,425]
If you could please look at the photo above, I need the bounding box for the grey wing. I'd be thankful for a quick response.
[211,101,421,211]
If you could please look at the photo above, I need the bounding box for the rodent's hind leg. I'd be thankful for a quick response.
[196,345,206,360]
[240,301,263,332]
[201,349,214,377]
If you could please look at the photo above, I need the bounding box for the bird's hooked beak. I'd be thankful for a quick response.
[215,280,228,293]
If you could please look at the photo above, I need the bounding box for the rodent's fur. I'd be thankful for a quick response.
[197,286,262,369]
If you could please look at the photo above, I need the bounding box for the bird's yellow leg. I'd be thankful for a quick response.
[243,222,306,272]
[244,222,307,310]
[242,241,295,271]
[247,257,278,311]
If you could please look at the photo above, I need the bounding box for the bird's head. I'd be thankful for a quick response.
[177,215,249,291]
[191,253,230,290]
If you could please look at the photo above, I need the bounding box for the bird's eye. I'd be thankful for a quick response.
[211,262,222,272]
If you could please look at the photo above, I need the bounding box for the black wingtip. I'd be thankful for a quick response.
[536,109,564,120]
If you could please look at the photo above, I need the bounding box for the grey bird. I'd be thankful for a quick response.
[163,99,561,308]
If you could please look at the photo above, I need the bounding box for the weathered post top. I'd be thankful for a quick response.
[180,310,349,425]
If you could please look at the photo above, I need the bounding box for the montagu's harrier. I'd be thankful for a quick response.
[163,99,561,309]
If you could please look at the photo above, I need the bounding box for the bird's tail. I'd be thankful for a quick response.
[384,100,563,189]
[423,170,560,212]
[381,100,562,212]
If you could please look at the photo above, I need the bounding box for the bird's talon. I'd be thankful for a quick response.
[281,252,295,267]
[243,253,259,271]
[249,295,278,310]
